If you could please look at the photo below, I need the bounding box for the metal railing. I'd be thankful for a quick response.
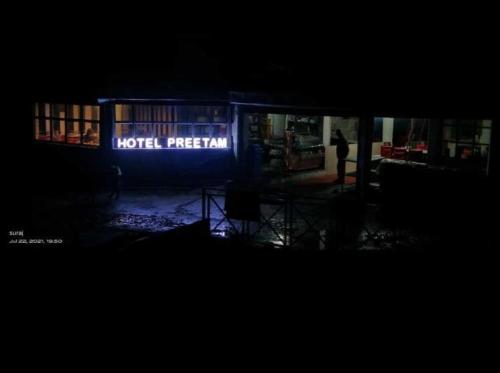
[201,187,339,249]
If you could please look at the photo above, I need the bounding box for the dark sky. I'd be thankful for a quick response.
[5,6,498,115]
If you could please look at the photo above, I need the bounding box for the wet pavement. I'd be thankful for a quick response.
[26,182,480,251]
[29,187,223,248]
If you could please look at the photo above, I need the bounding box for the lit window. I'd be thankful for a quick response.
[34,103,50,141]
[84,105,99,121]
[66,120,81,144]
[114,123,134,138]
[52,104,66,142]
[134,105,152,122]
[115,104,132,122]
[112,103,230,149]
[68,104,80,120]
[442,119,492,175]
[211,124,227,137]
[83,122,99,146]
[135,123,153,137]
[33,103,100,147]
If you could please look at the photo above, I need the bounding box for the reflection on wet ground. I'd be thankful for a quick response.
[106,213,185,232]
[28,184,475,251]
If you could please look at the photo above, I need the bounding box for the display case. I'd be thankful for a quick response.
[284,130,324,171]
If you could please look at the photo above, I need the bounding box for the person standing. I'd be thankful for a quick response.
[335,129,349,185]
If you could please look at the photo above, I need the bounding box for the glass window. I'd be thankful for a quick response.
[115,104,132,121]
[174,106,211,123]
[289,115,323,138]
[332,117,359,144]
[34,102,100,147]
[83,122,99,146]
[211,124,227,137]
[442,118,492,174]
[67,104,80,120]
[174,106,190,123]
[194,125,210,137]
[34,117,51,141]
[211,106,227,123]
[457,121,476,143]
[53,104,66,119]
[135,123,153,137]
[134,105,151,122]
[443,126,456,142]
[115,123,134,138]
[176,124,192,137]
[112,103,230,149]
[477,127,491,144]
[193,106,210,123]
[152,106,171,122]
[154,123,171,137]
[44,103,51,117]
[66,121,81,144]
[84,105,99,121]
[52,118,65,142]
[481,119,492,128]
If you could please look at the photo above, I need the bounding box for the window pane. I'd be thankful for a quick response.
[443,126,456,142]
[332,117,359,144]
[134,105,152,122]
[83,105,99,120]
[34,103,40,117]
[53,104,66,119]
[153,105,172,122]
[174,106,212,123]
[481,119,492,128]
[115,104,132,121]
[34,118,50,141]
[457,123,476,142]
[154,123,171,137]
[52,118,65,142]
[194,125,210,137]
[211,106,228,123]
[115,123,134,138]
[44,103,51,117]
[66,120,81,144]
[68,105,80,119]
[83,122,99,145]
[193,106,210,122]
[135,123,153,137]
[211,124,227,137]
[174,106,190,123]
[176,124,192,137]
[288,115,323,141]
[476,127,491,144]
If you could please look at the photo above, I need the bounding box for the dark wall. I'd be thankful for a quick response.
[30,143,236,190]
[111,149,236,187]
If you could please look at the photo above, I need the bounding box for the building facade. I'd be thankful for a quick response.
[32,92,497,194]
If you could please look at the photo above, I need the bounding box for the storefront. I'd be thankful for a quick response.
[32,93,497,192]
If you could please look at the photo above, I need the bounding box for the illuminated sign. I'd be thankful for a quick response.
[113,137,228,149]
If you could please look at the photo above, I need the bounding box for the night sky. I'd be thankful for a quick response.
[6,7,496,115]
[4,6,498,188]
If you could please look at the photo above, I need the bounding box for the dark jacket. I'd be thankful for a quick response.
[336,137,349,159]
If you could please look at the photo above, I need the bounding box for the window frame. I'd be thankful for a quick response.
[442,119,491,174]
[112,103,231,149]
[34,103,100,148]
